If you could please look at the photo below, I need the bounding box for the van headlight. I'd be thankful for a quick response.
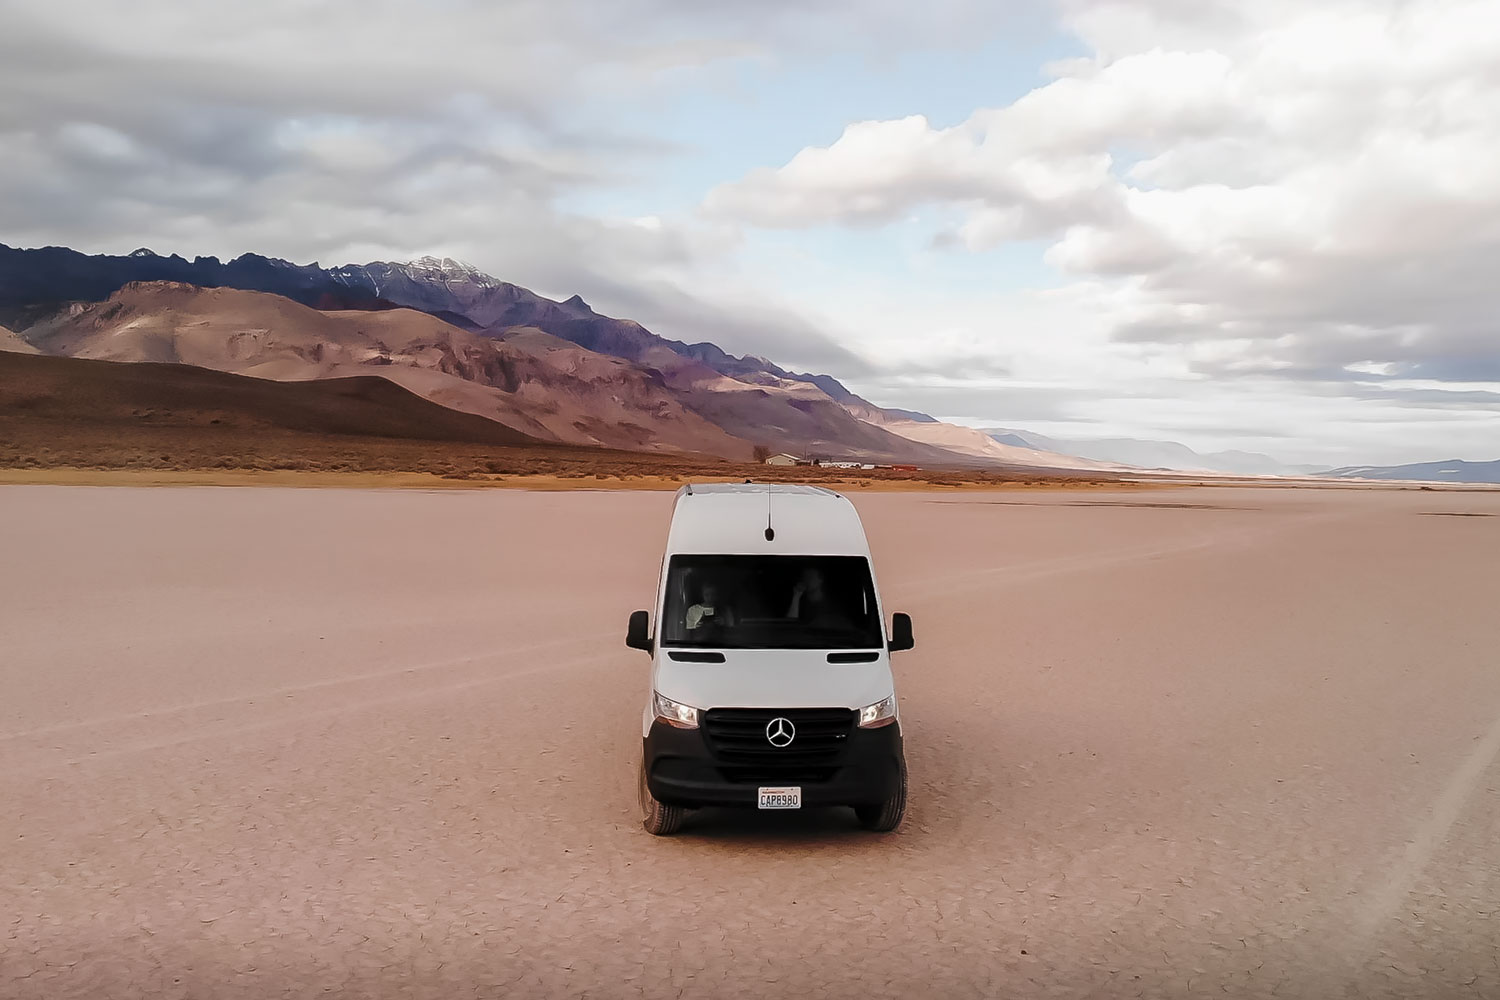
[653,691,701,730]
[856,693,897,728]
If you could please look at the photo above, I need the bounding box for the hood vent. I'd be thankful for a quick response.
[827,651,880,664]
[667,650,726,663]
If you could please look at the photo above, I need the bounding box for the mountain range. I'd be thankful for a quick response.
[984,428,1326,477]
[1,243,1129,472]
[0,244,932,423]
[1324,459,1500,484]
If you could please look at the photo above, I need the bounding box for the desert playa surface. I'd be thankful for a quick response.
[4,484,1499,999]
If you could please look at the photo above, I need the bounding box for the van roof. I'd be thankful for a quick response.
[665,482,872,557]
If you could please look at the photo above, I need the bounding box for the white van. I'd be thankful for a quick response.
[626,483,914,835]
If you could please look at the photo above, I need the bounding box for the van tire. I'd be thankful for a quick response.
[855,756,907,832]
[639,759,687,836]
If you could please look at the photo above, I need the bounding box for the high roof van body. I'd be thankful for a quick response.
[626,483,913,834]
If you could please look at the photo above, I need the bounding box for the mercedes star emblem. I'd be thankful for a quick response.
[765,717,796,748]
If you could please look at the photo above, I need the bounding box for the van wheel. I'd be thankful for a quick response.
[639,759,687,836]
[855,756,907,832]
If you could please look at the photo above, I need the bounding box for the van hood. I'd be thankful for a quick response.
[654,649,893,711]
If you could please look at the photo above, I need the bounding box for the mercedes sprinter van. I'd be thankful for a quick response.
[625,483,914,835]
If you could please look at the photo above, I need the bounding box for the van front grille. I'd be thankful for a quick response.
[701,707,855,784]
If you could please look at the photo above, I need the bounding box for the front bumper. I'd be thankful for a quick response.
[644,717,904,809]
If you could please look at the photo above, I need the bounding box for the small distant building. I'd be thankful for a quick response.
[822,461,864,470]
[764,453,801,466]
[888,464,920,472]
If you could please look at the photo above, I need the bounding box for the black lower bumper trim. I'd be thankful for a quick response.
[644,717,903,808]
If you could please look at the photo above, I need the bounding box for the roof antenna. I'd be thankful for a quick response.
[764,483,775,542]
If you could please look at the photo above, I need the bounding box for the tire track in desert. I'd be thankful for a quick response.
[890,500,1360,603]
[1332,703,1500,994]
[1,631,618,774]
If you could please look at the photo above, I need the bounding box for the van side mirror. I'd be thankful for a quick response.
[889,612,914,653]
[626,610,653,653]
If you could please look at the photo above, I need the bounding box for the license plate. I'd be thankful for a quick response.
[758,786,802,809]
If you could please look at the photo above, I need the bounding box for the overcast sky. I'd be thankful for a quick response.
[2,0,1497,465]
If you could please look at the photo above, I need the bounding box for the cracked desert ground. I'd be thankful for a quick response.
[4,484,1499,1000]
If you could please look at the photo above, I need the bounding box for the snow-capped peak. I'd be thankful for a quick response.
[406,255,487,279]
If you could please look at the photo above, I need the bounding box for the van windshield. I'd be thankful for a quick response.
[661,554,884,650]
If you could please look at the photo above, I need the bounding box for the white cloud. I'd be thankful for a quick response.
[704,0,1500,416]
